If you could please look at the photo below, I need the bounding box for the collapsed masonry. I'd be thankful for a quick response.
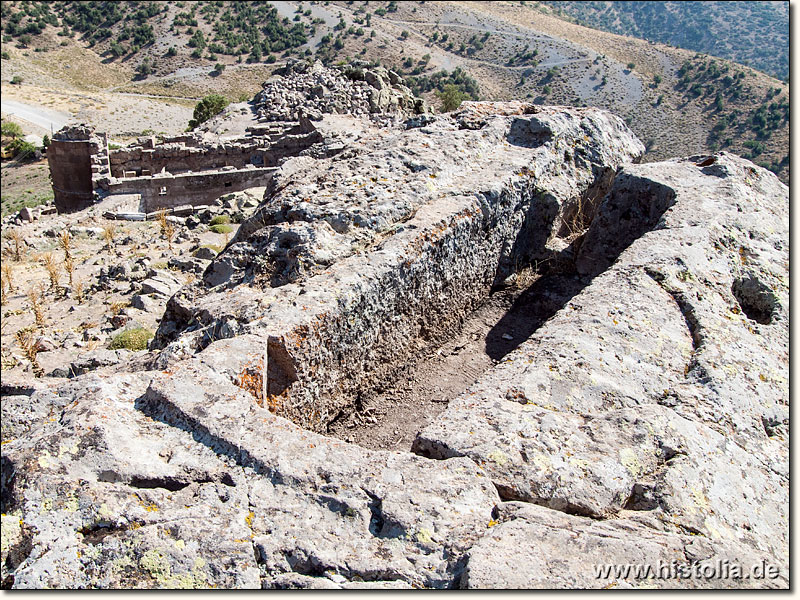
[47,60,426,216]
[5,102,788,586]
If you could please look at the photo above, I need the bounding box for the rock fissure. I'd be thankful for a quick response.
[643,265,704,355]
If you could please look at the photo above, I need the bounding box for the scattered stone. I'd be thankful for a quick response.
[69,349,127,376]
[131,294,161,313]
[168,256,208,274]
[140,271,182,298]
[192,246,217,261]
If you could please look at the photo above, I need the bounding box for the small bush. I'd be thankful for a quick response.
[437,84,469,112]
[188,93,229,129]
[210,224,233,234]
[209,215,230,225]
[9,139,37,161]
[109,327,153,351]
[1,121,23,138]
[11,75,23,84]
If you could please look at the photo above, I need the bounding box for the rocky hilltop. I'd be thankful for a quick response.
[0,92,788,588]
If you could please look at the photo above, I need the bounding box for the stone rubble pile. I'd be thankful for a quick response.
[258,59,426,122]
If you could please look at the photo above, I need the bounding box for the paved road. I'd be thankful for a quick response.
[0,98,72,133]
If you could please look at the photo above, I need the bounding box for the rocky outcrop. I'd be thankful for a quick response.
[414,153,788,583]
[152,102,644,432]
[1,99,788,589]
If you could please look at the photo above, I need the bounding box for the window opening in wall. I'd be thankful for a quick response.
[224,182,232,187]
[159,186,167,195]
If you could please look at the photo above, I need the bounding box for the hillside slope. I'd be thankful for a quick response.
[541,1,789,81]
[0,0,789,183]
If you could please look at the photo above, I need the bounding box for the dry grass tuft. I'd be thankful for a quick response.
[42,252,60,289]
[109,300,129,316]
[27,285,45,327]
[157,210,176,252]
[6,229,25,261]
[59,230,73,260]
[73,279,86,304]
[64,255,75,287]
[102,223,116,249]
[15,326,44,377]
[2,262,15,293]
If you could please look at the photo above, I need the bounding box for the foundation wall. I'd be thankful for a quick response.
[106,167,277,212]
[109,144,269,178]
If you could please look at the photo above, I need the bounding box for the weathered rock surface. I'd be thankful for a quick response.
[153,101,644,432]
[461,502,787,589]
[2,364,498,588]
[139,270,183,299]
[414,153,788,581]
[1,98,788,590]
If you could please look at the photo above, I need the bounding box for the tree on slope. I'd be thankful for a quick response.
[188,94,229,129]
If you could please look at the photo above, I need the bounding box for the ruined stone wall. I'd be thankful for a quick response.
[48,125,110,213]
[106,166,277,212]
[48,140,94,212]
[108,143,268,178]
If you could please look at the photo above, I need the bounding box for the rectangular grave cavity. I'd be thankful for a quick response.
[151,105,656,436]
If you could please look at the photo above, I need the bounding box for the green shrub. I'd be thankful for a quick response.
[437,84,469,112]
[210,224,233,234]
[9,139,37,161]
[209,215,230,225]
[188,94,229,129]
[1,121,23,138]
[109,327,153,351]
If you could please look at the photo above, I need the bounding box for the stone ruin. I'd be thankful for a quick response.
[47,124,112,213]
[258,59,426,122]
[3,69,788,589]
[46,60,427,218]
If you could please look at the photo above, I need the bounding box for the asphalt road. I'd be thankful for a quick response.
[0,98,72,133]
